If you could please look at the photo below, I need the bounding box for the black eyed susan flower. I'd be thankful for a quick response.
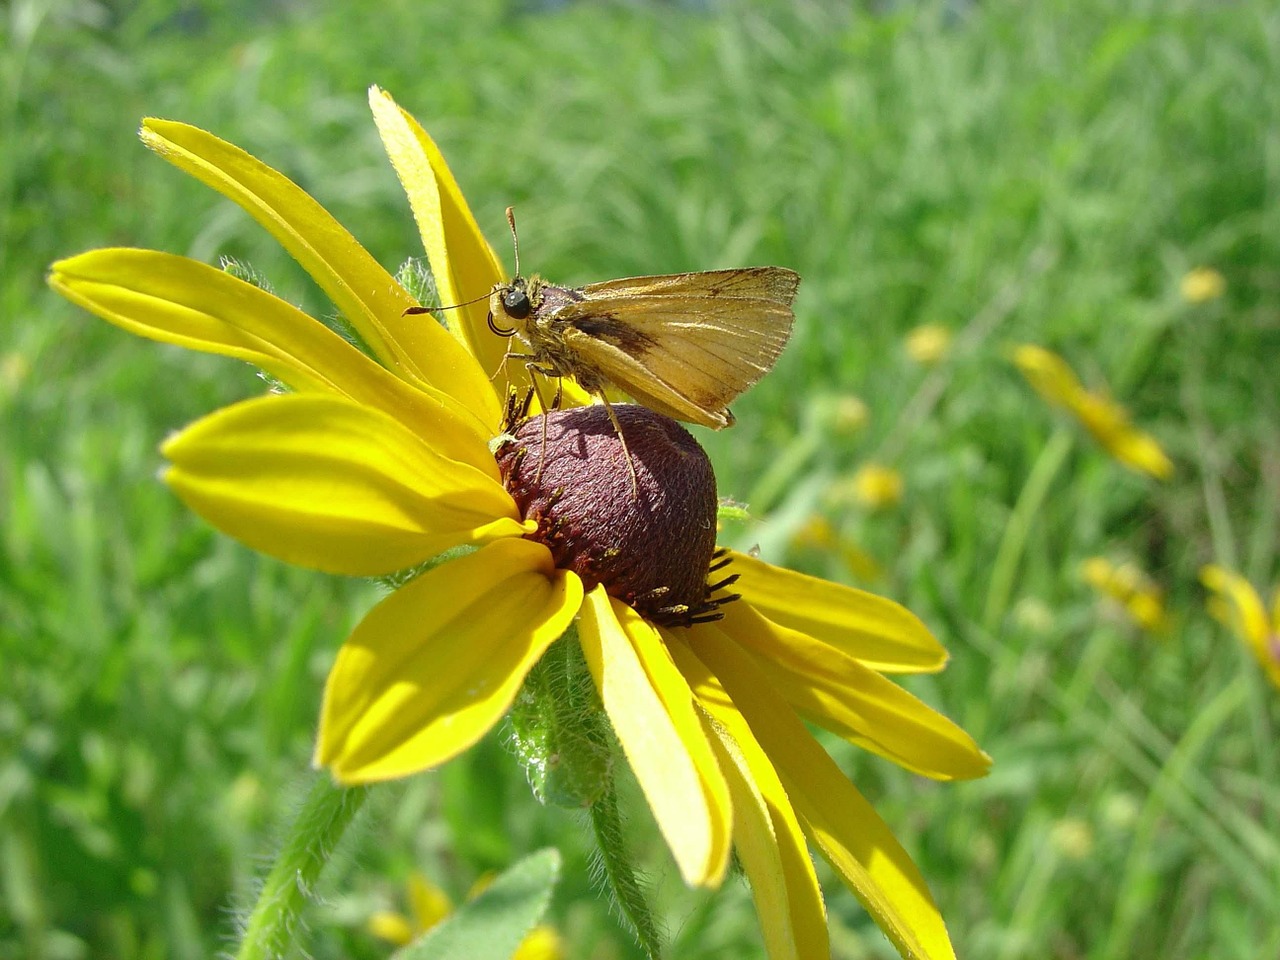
[49,87,989,960]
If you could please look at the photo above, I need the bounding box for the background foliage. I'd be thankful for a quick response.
[2,0,1277,957]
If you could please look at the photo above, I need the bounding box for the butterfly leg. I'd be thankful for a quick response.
[519,361,560,486]
[597,393,639,499]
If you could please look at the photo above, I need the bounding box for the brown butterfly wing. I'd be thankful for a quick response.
[553,287,796,428]
[558,326,728,426]
[580,266,800,305]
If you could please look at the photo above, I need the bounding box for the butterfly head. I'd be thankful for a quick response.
[488,275,540,338]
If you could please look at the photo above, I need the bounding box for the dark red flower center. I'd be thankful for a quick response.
[496,403,736,626]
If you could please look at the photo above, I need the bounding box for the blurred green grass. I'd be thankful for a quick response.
[2,0,1278,957]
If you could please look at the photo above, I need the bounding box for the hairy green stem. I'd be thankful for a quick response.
[589,780,665,960]
[234,775,369,960]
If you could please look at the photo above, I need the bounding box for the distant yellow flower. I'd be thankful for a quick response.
[1200,566,1280,690]
[1180,267,1225,304]
[792,515,838,551]
[1049,818,1094,861]
[0,351,28,395]
[1011,597,1054,635]
[369,871,562,958]
[790,515,882,581]
[1080,557,1169,634]
[905,324,952,366]
[1013,345,1173,480]
[817,393,870,435]
[846,463,904,510]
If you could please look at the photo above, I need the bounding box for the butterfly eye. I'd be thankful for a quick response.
[502,287,532,319]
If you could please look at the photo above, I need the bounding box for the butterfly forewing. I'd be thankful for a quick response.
[552,278,796,427]
[580,266,800,304]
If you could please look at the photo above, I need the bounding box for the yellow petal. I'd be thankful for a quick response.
[669,639,828,960]
[1201,565,1269,646]
[407,872,453,930]
[138,118,499,423]
[718,603,990,781]
[686,622,958,960]
[577,586,731,888]
[1201,566,1280,687]
[1012,344,1085,409]
[1074,395,1173,480]
[367,910,415,946]
[514,926,565,960]
[317,539,582,782]
[368,88,505,372]
[725,550,946,673]
[162,394,529,577]
[49,249,495,472]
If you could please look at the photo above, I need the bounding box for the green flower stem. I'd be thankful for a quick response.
[235,774,369,960]
[982,427,1073,631]
[589,780,665,960]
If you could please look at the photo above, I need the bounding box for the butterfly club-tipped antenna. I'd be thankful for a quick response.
[506,205,522,279]
[401,289,490,318]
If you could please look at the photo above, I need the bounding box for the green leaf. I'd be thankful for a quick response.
[391,849,562,960]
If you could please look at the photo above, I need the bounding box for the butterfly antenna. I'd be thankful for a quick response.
[403,289,489,317]
[506,206,521,278]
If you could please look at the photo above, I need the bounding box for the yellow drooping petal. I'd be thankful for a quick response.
[1014,344,1172,480]
[1081,556,1169,634]
[687,623,959,960]
[1013,344,1082,407]
[367,910,415,946]
[317,539,582,782]
[49,249,494,471]
[163,394,530,577]
[726,550,946,673]
[1073,394,1174,480]
[669,639,829,960]
[513,926,566,960]
[1201,565,1280,688]
[138,118,499,423]
[717,603,990,781]
[577,586,732,888]
[1200,566,1269,643]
